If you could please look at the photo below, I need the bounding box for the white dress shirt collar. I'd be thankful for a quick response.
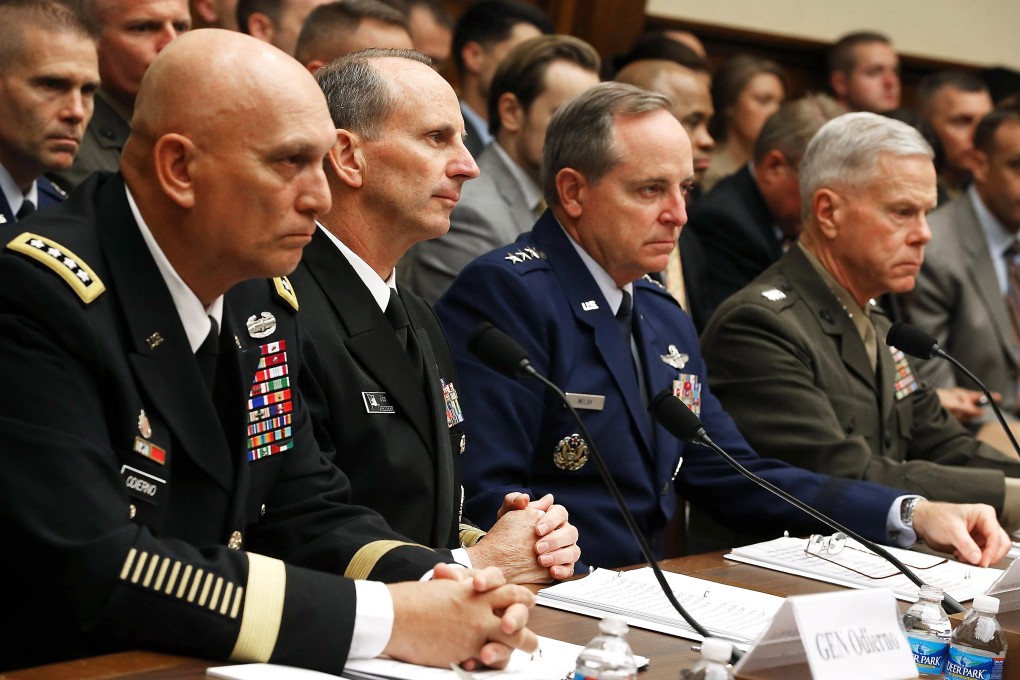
[317,222,396,312]
[126,186,222,352]
[0,162,39,217]
[559,219,634,313]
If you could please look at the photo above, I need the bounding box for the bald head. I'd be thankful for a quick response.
[123,29,335,305]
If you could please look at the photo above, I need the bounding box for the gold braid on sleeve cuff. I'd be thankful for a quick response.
[459,523,486,548]
[343,540,430,580]
[229,552,286,663]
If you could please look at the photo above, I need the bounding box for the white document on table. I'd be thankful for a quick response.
[208,635,637,680]
[726,536,1000,602]
[535,566,784,650]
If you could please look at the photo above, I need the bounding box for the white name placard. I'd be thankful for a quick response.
[735,588,917,680]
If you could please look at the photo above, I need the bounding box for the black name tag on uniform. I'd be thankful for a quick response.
[120,464,166,505]
[362,391,395,414]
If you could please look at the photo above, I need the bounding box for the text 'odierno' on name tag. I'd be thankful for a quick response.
[735,589,917,680]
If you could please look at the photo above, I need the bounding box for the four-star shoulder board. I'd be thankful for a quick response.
[503,245,546,264]
[273,276,298,311]
[6,232,105,303]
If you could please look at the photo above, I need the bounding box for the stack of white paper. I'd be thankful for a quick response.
[536,567,784,649]
[726,536,1001,602]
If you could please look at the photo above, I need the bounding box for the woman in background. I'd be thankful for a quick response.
[703,54,787,191]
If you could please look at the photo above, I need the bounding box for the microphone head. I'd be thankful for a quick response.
[648,389,706,443]
[886,321,939,360]
[467,322,532,379]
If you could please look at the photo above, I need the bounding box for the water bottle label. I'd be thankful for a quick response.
[908,635,948,674]
[945,647,1005,680]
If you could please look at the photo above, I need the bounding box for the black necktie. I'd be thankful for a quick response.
[16,200,35,221]
[196,316,219,395]
[385,288,424,383]
[616,290,634,346]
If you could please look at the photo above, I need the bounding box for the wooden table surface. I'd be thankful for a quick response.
[0,550,849,680]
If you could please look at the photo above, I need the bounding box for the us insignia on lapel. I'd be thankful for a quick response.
[889,347,920,401]
[672,373,702,416]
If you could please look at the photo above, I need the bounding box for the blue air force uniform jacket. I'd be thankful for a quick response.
[0,173,445,672]
[436,212,906,569]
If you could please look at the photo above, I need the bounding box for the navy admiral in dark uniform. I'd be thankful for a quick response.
[0,29,535,673]
[293,49,579,583]
[0,2,99,225]
[436,82,1010,570]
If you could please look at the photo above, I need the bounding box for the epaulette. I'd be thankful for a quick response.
[6,232,105,303]
[641,273,667,290]
[273,276,298,311]
[501,245,546,267]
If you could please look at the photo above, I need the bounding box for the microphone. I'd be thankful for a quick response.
[648,389,966,615]
[887,321,1020,458]
[466,323,740,659]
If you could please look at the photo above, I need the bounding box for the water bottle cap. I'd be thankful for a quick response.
[918,584,944,601]
[972,595,1000,614]
[701,637,733,663]
[598,616,629,636]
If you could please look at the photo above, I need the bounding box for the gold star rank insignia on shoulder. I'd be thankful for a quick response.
[7,232,105,303]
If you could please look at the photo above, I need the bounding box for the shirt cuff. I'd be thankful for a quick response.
[887,494,922,547]
[348,580,393,659]
[451,547,473,569]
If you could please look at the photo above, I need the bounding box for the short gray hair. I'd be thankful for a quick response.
[542,82,670,207]
[799,111,933,220]
[314,47,430,139]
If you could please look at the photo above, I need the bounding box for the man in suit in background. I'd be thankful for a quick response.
[917,71,994,204]
[291,49,580,583]
[0,30,536,673]
[294,0,412,73]
[437,83,1010,568]
[0,1,99,224]
[828,31,901,114]
[401,35,600,305]
[237,0,328,56]
[687,95,843,318]
[911,107,1020,417]
[702,112,1020,524]
[51,0,190,191]
[451,0,552,158]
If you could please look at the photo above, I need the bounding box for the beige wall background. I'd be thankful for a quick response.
[647,0,1020,70]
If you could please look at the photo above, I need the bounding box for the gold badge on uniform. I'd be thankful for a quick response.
[137,409,152,438]
[553,434,588,471]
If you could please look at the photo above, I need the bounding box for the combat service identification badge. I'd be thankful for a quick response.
[554,434,588,471]
[246,312,276,338]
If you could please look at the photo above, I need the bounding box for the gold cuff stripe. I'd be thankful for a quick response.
[6,232,105,303]
[142,554,159,587]
[343,541,429,580]
[209,576,224,611]
[165,561,182,594]
[219,582,234,615]
[459,524,486,548]
[229,553,286,662]
[230,586,244,620]
[198,571,214,606]
[120,549,138,580]
[131,551,149,584]
[154,557,171,591]
[177,565,193,599]
[273,276,299,311]
[187,568,204,603]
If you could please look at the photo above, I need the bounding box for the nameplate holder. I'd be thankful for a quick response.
[564,392,605,411]
[735,589,916,680]
[986,553,1020,612]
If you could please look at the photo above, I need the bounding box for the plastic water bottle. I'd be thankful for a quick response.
[680,638,735,680]
[903,585,952,678]
[573,616,638,680]
[946,594,1008,680]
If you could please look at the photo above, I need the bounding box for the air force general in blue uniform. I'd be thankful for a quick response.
[436,212,919,569]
